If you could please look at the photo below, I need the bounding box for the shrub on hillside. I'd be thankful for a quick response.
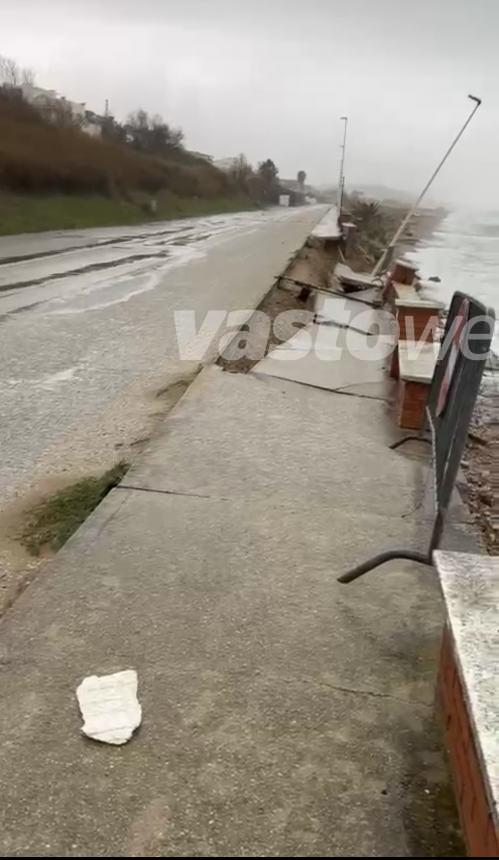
[0,88,230,199]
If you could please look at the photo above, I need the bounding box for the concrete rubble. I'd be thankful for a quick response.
[76,669,142,746]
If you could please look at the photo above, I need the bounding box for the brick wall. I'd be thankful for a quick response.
[391,261,417,284]
[397,306,440,341]
[397,379,427,429]
[438,624,499,857]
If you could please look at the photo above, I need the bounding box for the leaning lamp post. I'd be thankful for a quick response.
[372,94,482,277]
[337,115,348,219]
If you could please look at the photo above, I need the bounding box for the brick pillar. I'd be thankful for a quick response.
[390,259,418,285]
[396,304,440,342]
[397,379,428,429]
[438,625,499,857]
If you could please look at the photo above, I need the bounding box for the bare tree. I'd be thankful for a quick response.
[0,54,36,88]
[229,153,253,189]
[21,66,35,87]
[0,54,20,86]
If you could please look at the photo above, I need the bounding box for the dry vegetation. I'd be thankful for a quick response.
[20,463,129,556]
[0,89,231,200]
[0,87,294,233]
[0,59,299,234]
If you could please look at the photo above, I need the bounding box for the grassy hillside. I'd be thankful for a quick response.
[0,89,255,233]
[0,191,257,235]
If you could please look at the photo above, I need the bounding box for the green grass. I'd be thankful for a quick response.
[0,191,258,235]
[20,463,129,556]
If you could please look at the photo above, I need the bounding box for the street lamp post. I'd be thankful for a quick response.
[337,115,348,220]
[372,94,482,277]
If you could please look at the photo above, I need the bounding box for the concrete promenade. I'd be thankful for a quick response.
[0,270,476,855]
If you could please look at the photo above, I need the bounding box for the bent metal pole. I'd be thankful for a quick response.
[371,94,482,277]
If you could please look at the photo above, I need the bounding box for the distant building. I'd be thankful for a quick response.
[21,83,87,128]
[82,110,105,138]
[213,157,239,172]
[190,151,213,162]
[64,97,85,122]
[280,178,312,195]
[21,84,58,112]
[278,178,309,207]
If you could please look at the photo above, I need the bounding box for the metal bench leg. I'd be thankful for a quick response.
[389,435,431,450]
[338,549,431,583]
[338,512,444,584]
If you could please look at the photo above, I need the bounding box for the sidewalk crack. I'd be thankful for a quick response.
[118,484,228,501]
[253,372,390,402]
[283,677,431,709]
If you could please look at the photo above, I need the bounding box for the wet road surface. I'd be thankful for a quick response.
[0,205,325,587]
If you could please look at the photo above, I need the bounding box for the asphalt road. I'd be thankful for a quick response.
[0,205,325,587]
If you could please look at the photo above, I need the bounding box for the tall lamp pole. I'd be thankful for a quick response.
[337,115,348,219]
[372,94,482,277]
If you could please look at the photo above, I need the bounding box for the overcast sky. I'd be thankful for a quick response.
[3,0,498,206]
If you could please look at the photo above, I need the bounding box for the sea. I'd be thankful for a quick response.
[405,209,499,357]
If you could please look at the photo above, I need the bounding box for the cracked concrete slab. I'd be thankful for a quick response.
[252,292,395,394]
[314,292,383,332]
[251,342,392,396]
[123,367,431,520]
[0,487,465,856]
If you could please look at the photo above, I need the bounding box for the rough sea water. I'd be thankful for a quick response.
[406,209,499,356]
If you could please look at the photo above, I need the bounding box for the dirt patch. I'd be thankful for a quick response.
[217,237,339,374]
[0,363,201,618]
[155,366,200,405]
[461,382,499,552]
[20,462,128,557]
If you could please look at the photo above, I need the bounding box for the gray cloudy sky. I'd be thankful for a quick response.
[3,0,498,206]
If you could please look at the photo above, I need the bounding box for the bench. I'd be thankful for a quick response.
[433,551,499,857]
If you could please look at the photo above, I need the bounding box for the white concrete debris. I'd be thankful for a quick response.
[76,669,142,745]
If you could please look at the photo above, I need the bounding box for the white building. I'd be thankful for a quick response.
[21,84,58,108]
[213,157,239,172]
[21,83,87,127]
[81,110,104,138]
